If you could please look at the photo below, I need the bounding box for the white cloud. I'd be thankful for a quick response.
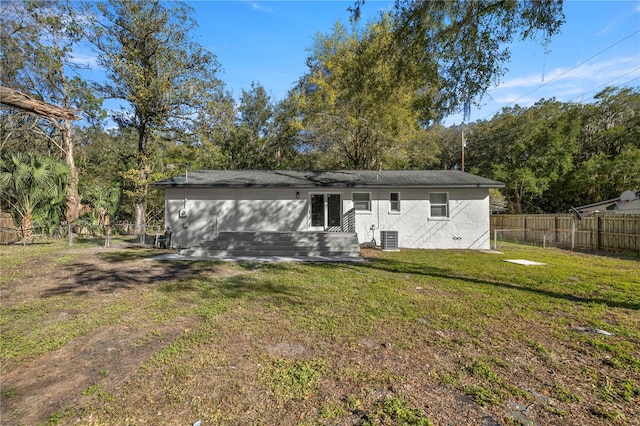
[497,56,638,90]
[246,1,273,13]
[70,53,97,67]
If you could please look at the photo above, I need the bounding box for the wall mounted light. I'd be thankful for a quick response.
[296,191,300,200]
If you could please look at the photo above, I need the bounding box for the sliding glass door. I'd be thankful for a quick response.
[310,194,342,231]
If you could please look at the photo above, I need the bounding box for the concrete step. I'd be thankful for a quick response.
[199,240,359,249]
[180,231,361,260]
[213,231,357,241]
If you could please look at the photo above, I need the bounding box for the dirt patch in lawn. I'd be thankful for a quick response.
[0,244,248,424]
[1,322,189,424]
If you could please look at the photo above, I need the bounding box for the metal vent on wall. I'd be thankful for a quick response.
[380,231,399,251]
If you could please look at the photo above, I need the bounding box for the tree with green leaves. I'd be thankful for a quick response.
[350,0,565,123]
[0,153,69,243]
[562,87,640,207]
[297,17,429,169]
[468,99,579,213]
[271,92,305,168]
[0,0,98,223]
[220,82,276,169]
[89,0,223,235]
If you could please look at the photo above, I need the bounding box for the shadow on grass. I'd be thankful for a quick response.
[40,245,639,311]
[41,247,302,307]
[99,249,167,262]
[41,261,199,297]
[159,273,305,307]
[354,257,640,311]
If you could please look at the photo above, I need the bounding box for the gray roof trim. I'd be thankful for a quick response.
[151,170,505,189]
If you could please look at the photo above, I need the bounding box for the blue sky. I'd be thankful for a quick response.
[75,1,640,127]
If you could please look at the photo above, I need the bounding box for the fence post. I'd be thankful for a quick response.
[68,223,72,246]
[493,228,497,250]
[571,221,575,251]
[596,215,601,251]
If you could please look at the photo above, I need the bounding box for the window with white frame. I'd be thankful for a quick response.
[353,192,371,211]
[390,192,400,212]
[429,192,449,218]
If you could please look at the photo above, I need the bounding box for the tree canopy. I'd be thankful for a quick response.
[350,0,565,121]
[296,18,433,170]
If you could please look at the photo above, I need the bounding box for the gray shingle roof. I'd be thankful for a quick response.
[151,170,504,189]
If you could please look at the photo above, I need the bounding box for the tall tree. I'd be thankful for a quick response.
[563,87,640,206]
[0,0,93,223]
[350,0,565,122]
[469,99,579,213]
[271,92,305,168]
[220,82,276,169]
[298,18,428,169]
[89,0,223,236]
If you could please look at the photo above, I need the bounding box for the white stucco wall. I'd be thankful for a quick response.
[350,188,491,249]
[162,187,491,249]
[164,187,308,248]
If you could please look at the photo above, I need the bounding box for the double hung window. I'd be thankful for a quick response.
[390,192,400,212]
[430,192,448,218]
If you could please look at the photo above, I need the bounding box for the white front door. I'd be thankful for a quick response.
[310,193,342,231]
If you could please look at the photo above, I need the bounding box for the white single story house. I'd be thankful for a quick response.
[151,170,504,250]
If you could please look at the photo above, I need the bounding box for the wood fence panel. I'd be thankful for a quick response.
[0,212,18,244]
[600,217,640,251]
[491,214,640,253]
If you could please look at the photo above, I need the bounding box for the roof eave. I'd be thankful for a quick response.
[151,182,505,189]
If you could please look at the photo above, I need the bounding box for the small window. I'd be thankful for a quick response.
[430,192,448,218]
[390,192,400,212]
[353,192,371,211]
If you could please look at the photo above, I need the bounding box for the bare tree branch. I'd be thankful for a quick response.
[0,86,80,121]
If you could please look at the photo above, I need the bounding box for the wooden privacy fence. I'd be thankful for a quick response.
[490,214,640,253]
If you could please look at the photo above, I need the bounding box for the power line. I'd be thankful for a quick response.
[480,28,640,120]
[566,69,640,103]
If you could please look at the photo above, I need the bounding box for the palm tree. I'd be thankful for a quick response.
[0,153,68,243]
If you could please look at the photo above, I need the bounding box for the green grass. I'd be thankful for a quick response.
[1,242,638,425]
[263,358,326,401]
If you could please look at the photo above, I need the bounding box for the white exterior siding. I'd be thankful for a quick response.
[163,187,491,250]
[350,189,490,249]
[165,188,309,248]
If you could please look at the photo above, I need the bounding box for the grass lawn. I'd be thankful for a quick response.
[1,239,638,425]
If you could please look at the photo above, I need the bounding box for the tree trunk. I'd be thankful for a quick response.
[134,125,148,237]
[21,210,34,244]
[62,119,82,223]
[514,190,523,214]
[133,155,149,237]
[134,202,145,240]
